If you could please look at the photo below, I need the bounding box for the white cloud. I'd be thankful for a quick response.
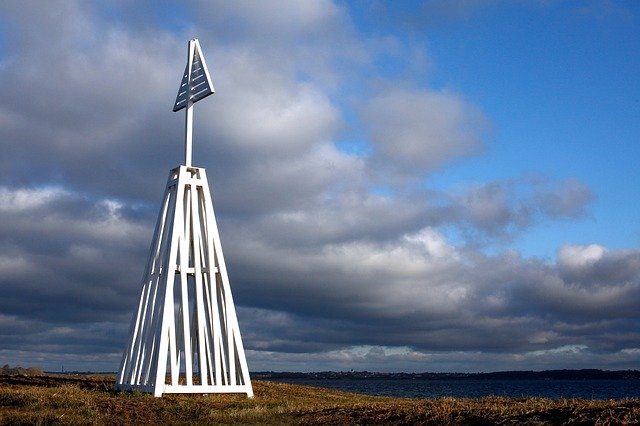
[458,182,513,231]
[0,187,69,212]
[205,56,342,156]
[558,244,606,268]
[363,88,487,178]
[441,177,595,240]
[535,178,594,219]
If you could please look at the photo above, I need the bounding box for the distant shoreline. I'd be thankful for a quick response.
[41,368,640,381]
[253,369,640,381]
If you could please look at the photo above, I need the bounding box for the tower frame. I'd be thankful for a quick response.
[116,39,252,397]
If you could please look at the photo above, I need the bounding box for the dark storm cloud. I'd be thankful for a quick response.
[0,187,150,323]
[0,1,184,202]
[0,1,636,373]
[234,241,640,370]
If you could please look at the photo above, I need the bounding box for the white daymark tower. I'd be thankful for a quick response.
[116,39,253,398]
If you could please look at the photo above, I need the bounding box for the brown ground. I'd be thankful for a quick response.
[0,374,638,424]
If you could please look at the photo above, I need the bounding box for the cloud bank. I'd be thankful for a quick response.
[0,1,637,373]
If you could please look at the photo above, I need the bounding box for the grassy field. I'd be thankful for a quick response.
[1,374,639,424]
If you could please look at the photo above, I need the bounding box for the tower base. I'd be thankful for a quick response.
[116,166,253,398]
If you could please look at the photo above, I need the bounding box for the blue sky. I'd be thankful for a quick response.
[0,0,639,373]
[348,1,640,258]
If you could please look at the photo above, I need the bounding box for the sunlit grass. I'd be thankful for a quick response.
[0,374,638,424]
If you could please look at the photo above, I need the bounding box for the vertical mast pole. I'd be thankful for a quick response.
[185,101,193,167]
[184,40,195,167]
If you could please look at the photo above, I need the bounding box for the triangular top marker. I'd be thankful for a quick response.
[173,39,214,167]
[173,39,214,112]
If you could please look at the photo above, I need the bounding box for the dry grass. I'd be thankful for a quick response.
[0,374,638,425]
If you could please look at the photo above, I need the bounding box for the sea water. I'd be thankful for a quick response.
[269,378,640,400]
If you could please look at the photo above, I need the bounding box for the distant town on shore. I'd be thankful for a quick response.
[6,366,636,381]
[253,369,640,381]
